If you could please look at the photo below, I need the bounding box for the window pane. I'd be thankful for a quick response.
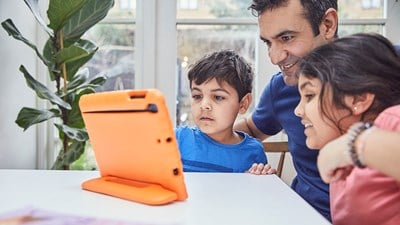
[177,0,253,18]
[339,24,383,37]
[84,24,135,92]
[108,0,136,19]
[177,25,257,126]
[339,0,384,19]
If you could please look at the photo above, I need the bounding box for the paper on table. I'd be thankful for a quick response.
[0,207,156,225]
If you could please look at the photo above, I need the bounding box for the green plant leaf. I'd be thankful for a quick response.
[66,69,107,94]
[55,123,88,142]
[23,0,53,36]
[19,65,71,110]
[1,19,50,67]
[15,107,60,131]
[55,39,97,64]
[51,140,86,169]
[47,0,88,32]
[63,0,115,41]
[64,141,86,166]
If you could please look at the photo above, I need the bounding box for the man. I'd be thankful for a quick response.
[234,0,338,221]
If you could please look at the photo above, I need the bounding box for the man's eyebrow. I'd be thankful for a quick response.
[260,30,297,42]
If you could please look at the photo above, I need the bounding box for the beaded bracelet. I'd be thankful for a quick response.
[347,122,372,168]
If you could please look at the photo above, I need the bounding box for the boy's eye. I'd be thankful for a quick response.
[192,94,202,100]
[214,95,225,101]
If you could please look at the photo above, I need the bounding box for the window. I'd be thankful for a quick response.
[70,0,136,170]
[175,0,393,127]
[178,0,198,10]
[84,0,136,92]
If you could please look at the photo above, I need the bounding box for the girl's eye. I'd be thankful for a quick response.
[304,94,315,102]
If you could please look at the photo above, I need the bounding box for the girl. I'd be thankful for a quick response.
[294,33,400,225]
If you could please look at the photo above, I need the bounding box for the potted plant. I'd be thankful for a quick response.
[1,0,114,169]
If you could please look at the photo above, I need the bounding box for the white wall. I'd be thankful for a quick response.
[0,1,38,168]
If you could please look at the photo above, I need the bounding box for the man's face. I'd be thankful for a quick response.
[258,0,328,86]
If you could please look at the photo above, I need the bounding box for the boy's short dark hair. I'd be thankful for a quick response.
[187,49,254,101]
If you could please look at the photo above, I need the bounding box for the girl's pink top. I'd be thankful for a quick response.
[330,105,400,225]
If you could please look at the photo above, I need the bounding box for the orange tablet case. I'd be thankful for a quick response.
[79,89,188,205]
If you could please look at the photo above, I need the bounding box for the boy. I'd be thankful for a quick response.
[176,50,272,173]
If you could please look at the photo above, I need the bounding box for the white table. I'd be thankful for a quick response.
[0,170,330,225]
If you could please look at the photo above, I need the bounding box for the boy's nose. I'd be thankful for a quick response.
[200,100,211,110]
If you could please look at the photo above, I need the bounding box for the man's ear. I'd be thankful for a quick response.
[345,93,376,116]
[239,93,252,114]
[320,8,338,40]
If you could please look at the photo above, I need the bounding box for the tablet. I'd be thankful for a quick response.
[79,89,188,205]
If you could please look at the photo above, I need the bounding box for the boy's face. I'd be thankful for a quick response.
[294,75,356,149]
[190,78,243,142]
[258,0,329,86]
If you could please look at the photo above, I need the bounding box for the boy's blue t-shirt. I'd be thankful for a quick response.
[175,126,267,173]
[252,72,330,221]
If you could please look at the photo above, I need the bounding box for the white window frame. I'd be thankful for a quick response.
[36,0,399,168]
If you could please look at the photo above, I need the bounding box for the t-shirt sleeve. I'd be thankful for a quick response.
[252,74,283,135]
[374,105,400,131]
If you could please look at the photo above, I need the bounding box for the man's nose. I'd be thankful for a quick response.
[269,45,288,65]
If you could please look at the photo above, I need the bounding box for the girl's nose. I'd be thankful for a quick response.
[294,102,303,118]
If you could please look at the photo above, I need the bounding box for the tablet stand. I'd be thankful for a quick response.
[82,176,178,205]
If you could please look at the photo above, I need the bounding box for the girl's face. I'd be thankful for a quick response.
[294,75,355,149]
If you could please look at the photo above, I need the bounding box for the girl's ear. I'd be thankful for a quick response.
[345,93,376,116]
[238,93,252,114]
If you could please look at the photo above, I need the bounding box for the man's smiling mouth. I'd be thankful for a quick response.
[280,63,295,71]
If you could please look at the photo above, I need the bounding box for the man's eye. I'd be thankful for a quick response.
[264,40,271,48]
[281,35,293,42]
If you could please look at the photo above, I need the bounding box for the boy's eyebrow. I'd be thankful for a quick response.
[211,88,230,94]
[191,87,201,92]
[190,86,230,94]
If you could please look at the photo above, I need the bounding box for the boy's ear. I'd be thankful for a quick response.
[320,8,338,40]
[238,93,252,114]
[345,93,375,116]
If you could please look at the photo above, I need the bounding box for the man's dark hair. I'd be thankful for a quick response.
[188,49,253,101]
[249,0,338,37]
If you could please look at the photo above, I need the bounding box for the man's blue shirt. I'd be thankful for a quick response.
[252,72,331,221]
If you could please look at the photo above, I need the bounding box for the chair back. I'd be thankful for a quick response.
[262,141,289,178]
